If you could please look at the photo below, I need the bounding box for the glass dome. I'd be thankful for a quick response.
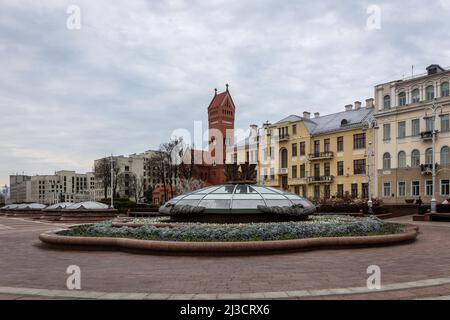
[159,184,315,214]
[65,201,110,210]
[45,202,74,210]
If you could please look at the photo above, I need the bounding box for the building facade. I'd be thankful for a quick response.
[9,174,31,203]
[228,100,375,201]
[30,171,95,205]
[373,64,450,204]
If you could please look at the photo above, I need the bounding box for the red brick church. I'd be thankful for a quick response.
[184,84,236,185]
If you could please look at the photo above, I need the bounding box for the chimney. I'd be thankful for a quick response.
[354,101,362,110]
[303,111,311,119]
[365,98,374,108]
[345,104,353,112]
[249,124,258,137]
[314,112,320,118]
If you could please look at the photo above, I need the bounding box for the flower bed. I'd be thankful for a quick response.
[59,216,404,242]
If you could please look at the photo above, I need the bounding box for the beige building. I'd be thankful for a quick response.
[373,64,450,204]
[30,170,95,205]
[93,150,161,201]
[9,175,32,203]
[228,101,375,201]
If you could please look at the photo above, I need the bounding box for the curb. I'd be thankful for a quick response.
[39,225,419,254]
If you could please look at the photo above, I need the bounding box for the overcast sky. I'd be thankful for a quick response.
[1,0,450,186]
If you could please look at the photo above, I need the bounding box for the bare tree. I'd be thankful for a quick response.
[94,157,120,199]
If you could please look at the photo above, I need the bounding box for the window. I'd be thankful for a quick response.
[300,164,306,178]
[299,142,306,156]
[441,114,449,133]
[337,161,344,176]
[412,89,420,103]
[425,117,434,131]
[426,85,435,101]
[383,123,391,141]
[442,82,450,97]
[398,151,406,168]
[292,143,297,157]
[337,184,344,198]
[353,133,366,149]
[412,181,420,196]
[383,95,391,110]
[314,140,320,154]
[398,181,406,197]
[324,139,330,152]
[294,186,300,195]
[314,164,320,177]
[292,165,297,179]
[351,184,358,198]
[426,148,433,164]
[324,162,330,176]
[398,92,406,106]
[292,124,297,135]
[411,119,420,136]
[314,185,320,199]
[337,136,344,152]
[383,153,391,170]
[442,180,450,196]
[383,183,391,197]
[398,121,406,139]
[324,185,330,199]
[354,159,366,174]
[441,146,450,165]
[426,180,433,196]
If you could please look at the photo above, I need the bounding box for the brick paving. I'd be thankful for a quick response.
[0,216,449,299]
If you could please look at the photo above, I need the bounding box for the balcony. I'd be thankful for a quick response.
[307,175,334,184]
[420,130,435,140]
[278,134,290,142]
[420,163,438,174]
[308,151,334,160]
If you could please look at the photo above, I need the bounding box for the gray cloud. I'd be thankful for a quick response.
[1,0,450,185]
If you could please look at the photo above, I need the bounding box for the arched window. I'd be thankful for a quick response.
[398,92,406,106]
[383,152,391,170]
[442,82,450,97]
[411,149,420,167]
[341,119,348,126]
[398,151,406,168]
[280,148,288,169]
[426,85,435,101]
[383,95,391,110]
[412,88,420,103]
[426,148,433,164]
[441,146,450,165]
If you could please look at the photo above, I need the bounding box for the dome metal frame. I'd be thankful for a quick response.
[160,184,315,214]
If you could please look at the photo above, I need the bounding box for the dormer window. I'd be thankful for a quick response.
[383,95,391,110]
[341,119,348,126]
[398,92,406,106]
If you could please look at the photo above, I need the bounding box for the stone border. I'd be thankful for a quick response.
[39,225,419,254]
[0,275,449,300]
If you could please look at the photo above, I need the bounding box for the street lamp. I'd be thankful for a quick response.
[428,99,442,214]
[362,119,377,215]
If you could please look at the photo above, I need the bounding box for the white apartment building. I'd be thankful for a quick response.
[373,64,450,204]
[30,171,95,205]
[9,175,32,203]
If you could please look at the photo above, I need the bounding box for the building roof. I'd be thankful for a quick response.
[45,202,73,210]
[303,107,374,136]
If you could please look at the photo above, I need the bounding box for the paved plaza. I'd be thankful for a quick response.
[0,216,450,300]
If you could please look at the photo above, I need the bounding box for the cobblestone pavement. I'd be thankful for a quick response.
[0,215,449,299]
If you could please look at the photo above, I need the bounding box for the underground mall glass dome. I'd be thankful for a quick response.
[159,184,315,214]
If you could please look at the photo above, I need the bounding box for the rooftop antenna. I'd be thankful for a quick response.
[412,65,414,77]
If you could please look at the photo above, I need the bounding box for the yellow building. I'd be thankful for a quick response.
[228,100,376,201]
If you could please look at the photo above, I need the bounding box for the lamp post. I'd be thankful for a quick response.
[110,154,114,209]
[429,99,441,214]
[362,119,377,215]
